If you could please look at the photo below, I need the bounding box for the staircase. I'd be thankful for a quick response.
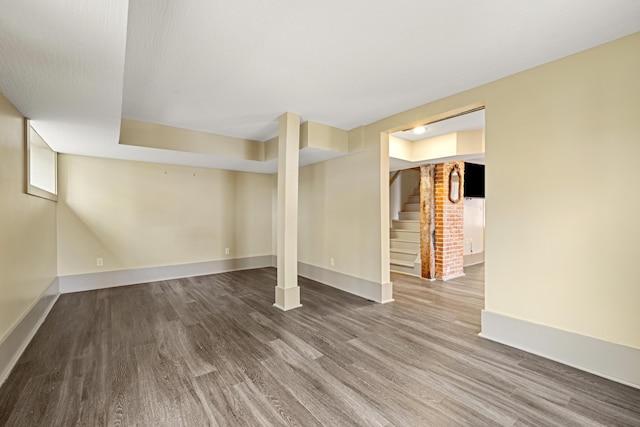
[390,188,421,276]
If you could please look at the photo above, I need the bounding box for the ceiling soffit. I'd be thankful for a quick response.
[0,1,639,172]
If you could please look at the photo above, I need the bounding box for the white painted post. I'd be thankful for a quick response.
[274,112,302,311]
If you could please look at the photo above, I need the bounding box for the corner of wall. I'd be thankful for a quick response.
[481,310,640,389]
[0,278,59,387]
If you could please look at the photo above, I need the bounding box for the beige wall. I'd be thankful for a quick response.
[411,133,457,161]
[389,131,484,164]
[456,130,485,155]
[300,121,348,152]
[57,155,272,275]
[0,94,57,344]
[366,33,640,349]
[389,171,402,224]
[5,31,639,362]
[400,168,420,205]
[120,119,263,160]
[484,34,640,349]
[298,128,387,284]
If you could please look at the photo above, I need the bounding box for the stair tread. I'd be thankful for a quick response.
[390,259,415,267]
[390,238,420,243]
[393,219,419,223]
[390,248,418,255]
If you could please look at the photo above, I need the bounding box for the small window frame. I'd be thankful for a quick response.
[25,119,58,202]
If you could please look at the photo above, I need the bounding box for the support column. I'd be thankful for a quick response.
[420,164,436,280]
[274,112,302,311]
[434,161,465,280]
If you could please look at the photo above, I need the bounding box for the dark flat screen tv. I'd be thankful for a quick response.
[464,162,485,198]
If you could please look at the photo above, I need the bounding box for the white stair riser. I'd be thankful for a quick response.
[399,211,419,221]
[390,187,421,275]
[392,220,419,231]
[404,203,420,212]
[390,251,419,263]
[390,229,419,242]
[390,239,419,251]
[390,262,421,276]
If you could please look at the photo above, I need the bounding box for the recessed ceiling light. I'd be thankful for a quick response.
[412,126,427,135]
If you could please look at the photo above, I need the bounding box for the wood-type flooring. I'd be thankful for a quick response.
[0,264,639,426]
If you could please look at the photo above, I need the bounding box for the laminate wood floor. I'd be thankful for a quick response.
[1,265,639,426]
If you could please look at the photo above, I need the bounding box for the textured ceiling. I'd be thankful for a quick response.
[1,1,639,172]
[0,0,128,155]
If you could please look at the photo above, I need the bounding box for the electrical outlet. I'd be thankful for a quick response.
[225,248,230,255]
[330,257,335,266]
[96,257,103,266]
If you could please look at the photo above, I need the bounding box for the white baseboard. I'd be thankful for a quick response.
[463,252,485,266]
[480,310,640,389]
[298,262,394,303]
[59,255,393,304]
[440,271,465,281]
[271,255,393,303]
[0,278,59,387]
[59,256,273,293]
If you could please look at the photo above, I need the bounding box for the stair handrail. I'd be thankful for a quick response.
[389,170,401,186]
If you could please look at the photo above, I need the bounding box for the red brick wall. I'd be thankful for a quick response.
[434,162,465,279]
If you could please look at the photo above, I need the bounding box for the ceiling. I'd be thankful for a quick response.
[389,110,486,171]
[391,110,485,142]
[1,1,639,172]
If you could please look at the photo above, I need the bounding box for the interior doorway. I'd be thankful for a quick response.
[387,108,486,281]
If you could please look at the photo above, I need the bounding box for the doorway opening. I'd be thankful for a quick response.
[387,107,486,282]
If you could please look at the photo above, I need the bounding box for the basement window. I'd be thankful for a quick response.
[25,120,57,201]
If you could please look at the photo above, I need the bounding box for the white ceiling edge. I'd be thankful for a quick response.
[466,157,485,165]
[0,0,129,153]
[299,147,348,169]
[61,143,280,174]
[57,140,349,174]
[121,1,640,142]
[390,153,485,172]
[392,110,485,141]
[0,2,638,174]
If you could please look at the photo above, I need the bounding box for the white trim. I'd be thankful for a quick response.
[440,271,465,281]
[463,252,484,266]
[58,256,273,293]
[390,261,421,277]
[298,261,394,304]
[0,278,59,387]
[58,255,394,303]
[480,310,640,389]
[274,285,302,311]
[273,303,303,311]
